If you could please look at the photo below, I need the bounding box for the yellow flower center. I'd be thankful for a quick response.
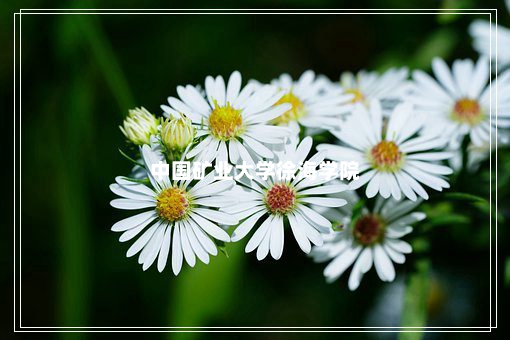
[345,88,365,103]
[272,92,305,124]
[265,184,296,215]
[156,187,190,222]
[353,214,385,246]
[208,102,244,140]
[451,98,484,126]
[369,140,404,172]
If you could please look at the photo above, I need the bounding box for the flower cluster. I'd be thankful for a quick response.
[110,39,508,289]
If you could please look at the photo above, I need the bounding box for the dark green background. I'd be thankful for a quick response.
[4,0,509,339]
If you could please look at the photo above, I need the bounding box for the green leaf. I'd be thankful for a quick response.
[351,199,365,222]
[444,192,488,204]
[121,177,151,185]
[399,258,430,338]
[423,213,470,229]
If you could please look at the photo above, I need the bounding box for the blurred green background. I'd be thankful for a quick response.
[4,0,510,339]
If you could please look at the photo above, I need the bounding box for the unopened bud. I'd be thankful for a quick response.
[120,107,159,145]
[161,114,196,152]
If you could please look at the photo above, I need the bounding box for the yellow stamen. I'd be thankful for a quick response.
[369,140,404,172]
[345,88,365,103]
[451,98,484,126]
[156,187,190,221]
[272,92,305,124]
[208,101,244,140]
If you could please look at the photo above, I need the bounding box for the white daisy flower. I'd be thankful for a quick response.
[409,57,510,148]
[338,67,410,113]
[110,145,238,275]
[318,100,453,201]
[469,0,510,70]
[269,70,353,133]
[161,71,292,165]
[311,197,424,291]
[223,136,349,260]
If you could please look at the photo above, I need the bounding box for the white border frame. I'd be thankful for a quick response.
[13,8,498,333]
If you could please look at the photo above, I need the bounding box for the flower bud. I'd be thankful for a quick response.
[120,107,159,145]
[161,114,196,152]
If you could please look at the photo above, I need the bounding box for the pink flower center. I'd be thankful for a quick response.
[265,184,296,215]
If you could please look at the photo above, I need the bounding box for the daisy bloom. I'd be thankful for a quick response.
[269,70,353,133]
[338,67,409,113]
[161,71,292,165]
[469,0,510,70]
[110,145,239,275]
[311,197,424,290]
[224,136,349,260]
[410,57,510,148]
[318,100,453,201]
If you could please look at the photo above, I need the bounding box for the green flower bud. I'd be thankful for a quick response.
[120,107,159,145]
[161,114,196,152]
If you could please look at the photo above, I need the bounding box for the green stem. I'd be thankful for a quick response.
[399,258,430,340]
[166,243,245,340]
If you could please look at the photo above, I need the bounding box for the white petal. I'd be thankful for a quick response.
[384,243,406,264]
[256,225,272,260]
[347,247,373,290]
[142,223,166,271]
[157,224,172,272]
[297,205,332,228]
[349,169,376,190]
[298,184,348,196]
[365,172,382,198]
[110,199,156,210]
[294,211,324,246]
[126,223,158,257]
[288,212,311,253]
[189,212,231,242]
[387,239,413,254]
[300,197,347,207]
[193,208,238,227]
[111,211,157,232]
[226,71,242,103]
[171,224,183,275]
[110,183,155,201]
[180,223,196,267]
[245,216,272,253]
[214,75,226,106]
[269,216,285,260]
[242,135,274,158]
[373,244,396,282]
[323,245,362,283]
[183,220,209,264]
[189,219,218,256]
[192,180,234,197]
[231,210,266,242]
